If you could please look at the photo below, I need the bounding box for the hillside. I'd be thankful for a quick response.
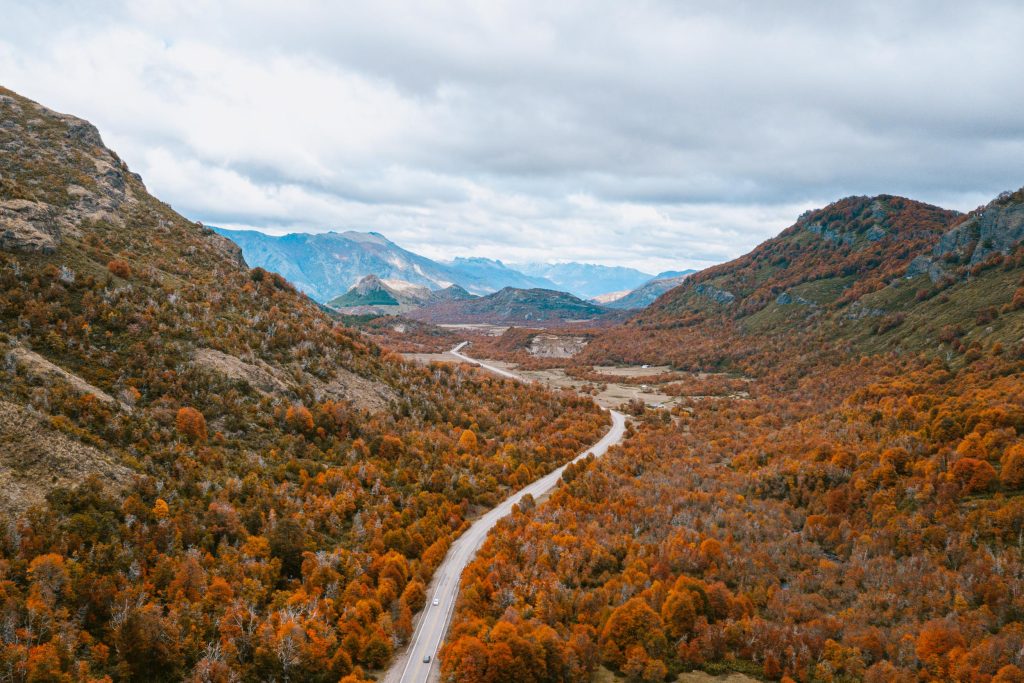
[407,286,613,325]
[580,192,1024,368]
[602,270,696,309]
[647,195,960,320]
[0,85,610,681]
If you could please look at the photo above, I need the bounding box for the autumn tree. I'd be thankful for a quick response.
[175,406,207,442]
[285,404,314,433]
[458,428,479,452]
[951,457,997,494]
[269,518,307,579]
[599,598,668,671]
[1000,443,1024,489]
[115,603,183,681]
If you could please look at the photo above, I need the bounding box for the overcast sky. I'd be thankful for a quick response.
[2,1,1023,272]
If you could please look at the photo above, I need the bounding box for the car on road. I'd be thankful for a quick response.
[432,597,439,605]
[423,654,432,663]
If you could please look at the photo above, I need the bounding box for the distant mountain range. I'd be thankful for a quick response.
[514,262,655,298]
[446,257,558,292]
[214,227,690,305]
[211,229,466,301]
[407,287,611,325]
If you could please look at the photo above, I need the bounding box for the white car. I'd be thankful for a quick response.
[432,598,440,606]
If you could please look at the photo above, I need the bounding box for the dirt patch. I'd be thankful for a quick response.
[7,346,130,411]
[476,361,678,410]
[592,364,673,377]
[595,667,756,683]
[438,323,509,336]
[403,352,460,365]
[193,347,396,412]
[677,673,758,683]
[192,347,292,395]
[527,333,588,358]
[309,367,397,413]
[0,400,132,515]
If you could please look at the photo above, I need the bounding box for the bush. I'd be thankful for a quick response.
[107,259,132,278]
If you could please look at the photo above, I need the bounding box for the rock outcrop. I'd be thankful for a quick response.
[776,291,817,307]
[904,255,949,283]
[694,283,736,305]
[930,189,1024,265]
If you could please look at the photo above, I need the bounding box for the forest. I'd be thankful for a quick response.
[442,340,1024,682]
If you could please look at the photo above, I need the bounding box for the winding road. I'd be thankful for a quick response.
[384,343,626,683]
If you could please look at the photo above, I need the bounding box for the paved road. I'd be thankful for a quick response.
[384,343,627,683]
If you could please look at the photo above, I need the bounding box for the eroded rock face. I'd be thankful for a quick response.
[803,197,892,248]
[0,199,60,253]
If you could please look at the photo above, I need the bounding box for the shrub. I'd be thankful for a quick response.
[107,259,132,278]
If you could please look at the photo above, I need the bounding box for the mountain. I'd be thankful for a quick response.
[408,287,611,325]
[652,269,695,280]
[0,85,610,681]
[328,274,406,308]
[641,195,960,324]
[444,256,557,292]
[515,261,654,298]
[601,271,695,309]
[428,282,476,304]
[327,274,474,313]
[212,228,469,301]
[582,191,1024,368]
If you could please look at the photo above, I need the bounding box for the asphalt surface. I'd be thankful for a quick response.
[383,343,627,683]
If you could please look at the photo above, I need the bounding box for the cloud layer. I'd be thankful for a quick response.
[2,1,1023,271]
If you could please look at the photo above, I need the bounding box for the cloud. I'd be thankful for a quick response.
[1,0,1022,271]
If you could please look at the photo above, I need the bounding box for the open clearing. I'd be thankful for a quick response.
[403,350,679,410]
[437,323,509,336]
[595,667,756,683]
[591,364,673,376]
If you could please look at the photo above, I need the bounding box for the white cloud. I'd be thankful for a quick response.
[1,0,1022,272]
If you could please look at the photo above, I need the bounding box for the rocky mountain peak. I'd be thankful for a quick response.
[0,88,138,254]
